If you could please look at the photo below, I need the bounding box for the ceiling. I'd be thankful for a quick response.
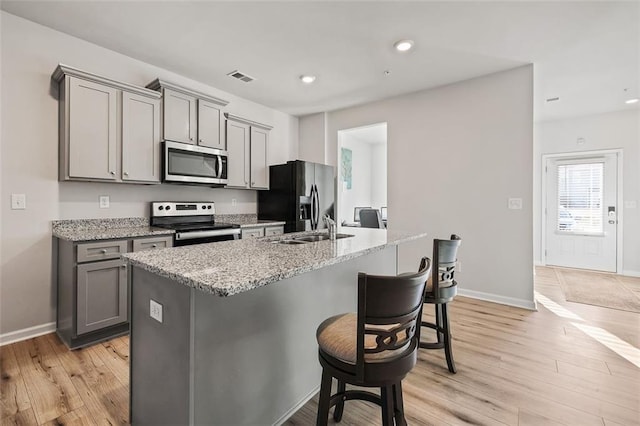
[2,1,638,121]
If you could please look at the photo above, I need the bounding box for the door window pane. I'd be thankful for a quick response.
[557,162,603,233]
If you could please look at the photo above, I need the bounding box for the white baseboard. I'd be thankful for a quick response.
[622,270,640,278]
[457,289,537,311]
[0,322,56,346]
[534,260,544,267]
[274,385,320,426]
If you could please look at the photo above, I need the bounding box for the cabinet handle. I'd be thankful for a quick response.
[100,249,107,254]
[252,181,255,185]
[110,171,115,175]
[124,172,129,176]
[151,244,158,248]
[199,139,203,143]
[190,137,194,141]
[121,264,127,269]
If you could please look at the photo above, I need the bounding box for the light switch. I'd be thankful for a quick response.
[508,198,523,210]
[99,195,110,209]
[11,194,26,210]
[150,299,163,323]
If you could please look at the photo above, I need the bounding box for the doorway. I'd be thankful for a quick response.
[542,151,621,272]
[337,123,387,226]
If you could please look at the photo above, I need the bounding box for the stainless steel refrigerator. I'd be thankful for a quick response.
[258,160,335,233]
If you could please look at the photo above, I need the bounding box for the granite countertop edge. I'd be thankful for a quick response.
[236,220,286,229]
[124,231,427,297]
[53,227,175,242]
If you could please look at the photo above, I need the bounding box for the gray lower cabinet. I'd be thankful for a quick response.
[241,225,284,239]
[76,259,128,335]
[57,235,172,349]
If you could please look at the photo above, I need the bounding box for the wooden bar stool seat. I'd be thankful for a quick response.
[419,235,462,373]
[315,259,431,426]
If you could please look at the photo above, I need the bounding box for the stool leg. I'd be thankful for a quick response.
[392,381,406,426]
[435,304,443,343]
[333,380,346,422]
[381,385,394,426]
[316,369,333,426]
[442,303,456,374]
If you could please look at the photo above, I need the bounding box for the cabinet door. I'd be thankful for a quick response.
[132,236,173,252]
[122,92,161,182]
[264,226,284,236]
[197,100,223,149]
[163,88,196,144]
[226,120,250,188]
[76,259,128,335]
[68,77,117,180]
[250,127,269,189]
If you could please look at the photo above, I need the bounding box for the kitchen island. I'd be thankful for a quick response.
[123,227,427,425]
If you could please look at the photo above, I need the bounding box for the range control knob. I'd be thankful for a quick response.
[165,205,171,211]
[207,205,212,209]
[202,205,206,209]
[158,206,164,210]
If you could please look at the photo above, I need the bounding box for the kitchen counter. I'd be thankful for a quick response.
[216,213,285,229]
[52,217,174,241]
[123,227,425,297]
[128,227,427,425]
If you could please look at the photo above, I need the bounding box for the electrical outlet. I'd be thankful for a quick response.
[99,195,110,208]
[232,198,237,207]
[11,194,26,210]
[508,198,522,210]
[150,299,163,323]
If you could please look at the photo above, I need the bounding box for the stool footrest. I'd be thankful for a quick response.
[419,341,445,350]
[329,390,382,408]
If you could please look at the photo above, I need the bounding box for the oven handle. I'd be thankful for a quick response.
[175,228,241,240]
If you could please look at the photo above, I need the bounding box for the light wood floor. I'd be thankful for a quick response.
[2,267,639,425]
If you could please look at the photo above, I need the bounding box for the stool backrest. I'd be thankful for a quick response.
[431,234,462,296]
[355,258,431,379]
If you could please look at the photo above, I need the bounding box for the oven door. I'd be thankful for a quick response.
[164,141,228,185]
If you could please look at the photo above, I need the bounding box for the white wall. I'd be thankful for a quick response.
[0,12,299,336]
[534,109,640,275]
[301,65,535,308]
[370,143,387,210]
[298,112,326,164]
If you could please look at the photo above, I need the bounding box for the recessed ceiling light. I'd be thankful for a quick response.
[393,40,414,52]
[300,75,316,84]
[625,98,639,104]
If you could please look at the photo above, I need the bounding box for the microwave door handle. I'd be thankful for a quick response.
[310,186,316,229]
[217,155,223,178]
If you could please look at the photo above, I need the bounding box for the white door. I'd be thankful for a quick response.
[545,154,618,272]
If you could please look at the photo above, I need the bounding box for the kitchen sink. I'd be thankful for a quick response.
[294,233,354,242]
[270,233,355,245]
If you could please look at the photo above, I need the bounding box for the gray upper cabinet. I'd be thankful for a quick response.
[122,92,161,182]
[226,119,250,188]
[67,77,118,180]
[53,64,162,184]
[198,99,224,149]
[163,88,197,144]
[147,79,229,150]
[225,113,272,190]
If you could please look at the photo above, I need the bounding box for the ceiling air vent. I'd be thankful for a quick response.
[227,70,255,83]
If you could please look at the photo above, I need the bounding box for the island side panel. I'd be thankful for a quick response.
[192,245,398,425]
[130,267,192,425]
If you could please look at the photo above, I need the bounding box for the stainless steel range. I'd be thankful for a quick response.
[151,202,241,246]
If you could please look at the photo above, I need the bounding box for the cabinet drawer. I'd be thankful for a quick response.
[77,240,128,263]
[133,236,173,252]
[241,228,265,239]
[264,226,284,236]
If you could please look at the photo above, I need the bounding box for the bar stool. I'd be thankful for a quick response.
[315,258,431,426]
[419,235,461,373]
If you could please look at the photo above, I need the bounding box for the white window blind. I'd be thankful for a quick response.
[557,162,603,233]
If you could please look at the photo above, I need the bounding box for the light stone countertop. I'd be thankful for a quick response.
[52,218,174,242]
[122,227,428,297]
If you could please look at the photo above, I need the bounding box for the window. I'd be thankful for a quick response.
[557,162,603,233]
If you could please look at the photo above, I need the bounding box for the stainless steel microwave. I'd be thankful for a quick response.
[163,141,228,186]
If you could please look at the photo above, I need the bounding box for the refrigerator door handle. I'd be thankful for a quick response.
[310,185,316,229]
[314,185,320,229]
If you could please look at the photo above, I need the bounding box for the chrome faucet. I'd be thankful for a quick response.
[323,215,337,240]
